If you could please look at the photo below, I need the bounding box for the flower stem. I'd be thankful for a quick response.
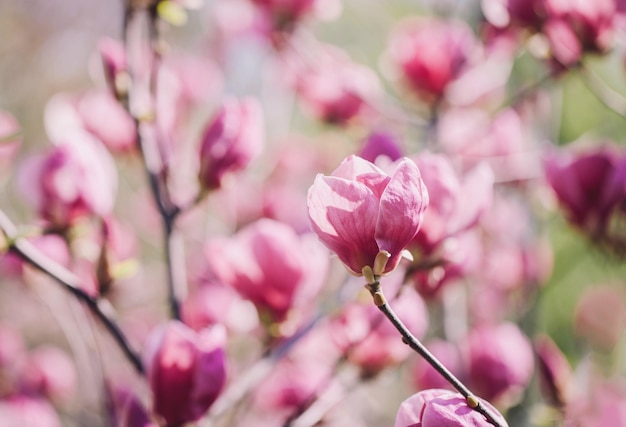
[364,279,505,427]
[0,210,144,375]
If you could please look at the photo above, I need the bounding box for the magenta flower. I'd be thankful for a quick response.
[198,97,264,191]
[464,322,534,405]
[544,146,624,239]
[394,389,508,427]
[143,321,227,426]
[205,218,328,325]
[307,155,428,276]
[18,133,118,228]
[388,18,477,102]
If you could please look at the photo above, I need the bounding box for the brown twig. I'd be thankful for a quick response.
[0,210,144,375]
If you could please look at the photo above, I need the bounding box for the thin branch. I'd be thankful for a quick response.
[365,279,505,427]
[124,5,185,320]
[0,210,144,375]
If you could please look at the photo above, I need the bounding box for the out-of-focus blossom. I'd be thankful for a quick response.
[534,335,572,407]
[464,322,534,405]
[18,133,117,228]
[107,384,156,427]
[439,108,539,182]
[143,321,227,426]
[574,285,626,351]
[198,97,264,191]
[411,153,493,252]
[0,324,24,371]
[18,346,77,405]
[542,0,616,66]
[205,218,328,326]
[388,18,478,102]
[181,280,259,333]
[307,155,428,276]
[286,46,380,125]
[0,397,62,427]
[565,381,626,427]
[394,388,508,427]
[481,0,542,30]
[77,90,137,153]
[250,0,316,31]
[359,131,403,164]
[545,145,625,240]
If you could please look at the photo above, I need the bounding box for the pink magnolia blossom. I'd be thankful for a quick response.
[394,388,508,427]
[463,322,534,405]
[251,0,316,30]
[543,0,616,66]
[18,133,118,228]
[205,218,328,325]
[18,346,77,405]
[411,152,494,252]
[388,18,477,102]
[98,37,127,94]
[0,396,61,427]
[286,45,380,125]
[198,97,264,191]
[544,145,625,239]
[359,130,403,164]
[143,321,227,426]
[77,90,137,153]
[307,155,428,276]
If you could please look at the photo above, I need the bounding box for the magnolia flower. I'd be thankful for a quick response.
[394,389,508,427]
[198,97,264,191]
[307,155,428,277]
[143,321,227,426]
[388,18,477,102]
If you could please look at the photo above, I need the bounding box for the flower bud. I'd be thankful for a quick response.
[307,155,428,276]
[198,97,264,191]
[143,321,227,425]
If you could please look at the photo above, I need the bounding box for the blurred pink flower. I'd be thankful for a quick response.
[307,155,428,276]
[566,381,626,427]
[77,90,137,153]
[143,321,227,426]
[394,388,508,427]
[18,346,77,405]
[108,384,156,427]
[0,234,71,279]
[251,0,316,30]
[543,0,616,66]
[545,145,625,239]
[464,322,534,405]
[0,396,61,427]
[481,0,542,30]
[205,218,328,325]
[388,18,477,102]
[411,152,494,251]
[198,97,264,191]
[359,130,403,164]
[18,133,118,228]
[286,45,380,125]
